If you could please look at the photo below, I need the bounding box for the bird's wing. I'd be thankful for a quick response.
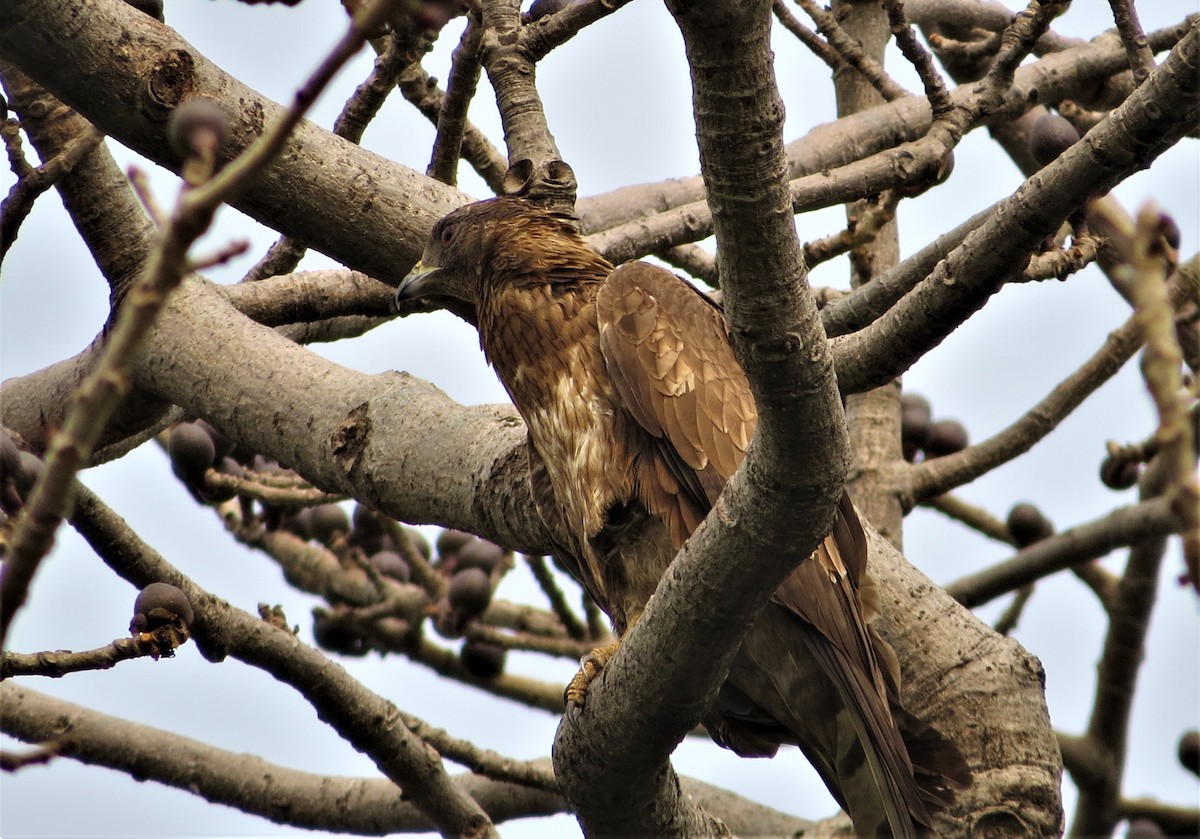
[595,261,755,547]
[598,260,966,832]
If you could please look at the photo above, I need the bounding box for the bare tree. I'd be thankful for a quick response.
[1,0,1197,837]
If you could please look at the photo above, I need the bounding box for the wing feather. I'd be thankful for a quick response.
[596,261,755,546]
[595,260,965,832]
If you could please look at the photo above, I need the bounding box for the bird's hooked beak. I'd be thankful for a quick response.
[394,260,442,306]
[393,258,478,325]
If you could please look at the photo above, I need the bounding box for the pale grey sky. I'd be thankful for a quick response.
[1,2,1197,837]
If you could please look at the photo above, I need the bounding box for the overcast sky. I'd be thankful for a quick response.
[1,1,1197,837]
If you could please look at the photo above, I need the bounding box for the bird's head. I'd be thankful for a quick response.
[394,197,611,319]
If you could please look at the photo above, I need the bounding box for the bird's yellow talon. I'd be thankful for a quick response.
[564,641,620,708]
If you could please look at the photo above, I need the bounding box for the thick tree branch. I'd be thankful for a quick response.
[478,0,573,207]
[552,2,852,835]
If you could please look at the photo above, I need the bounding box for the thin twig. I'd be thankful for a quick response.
[523,555,587,640]
[882,0,953,118]
[1120,204,1200,588]
[992,583,1034,635]
[397,709,560,791]
[809,190,901,268]
[0,119,103,260]
[923,493,1012,543]
[944,497,1178,608]
[429,18,484,186]
[521,0,636,61]
[1072,561,1120,613]
[1106,0,1157,86]
[795,0,911,102]
[1,627,190,680]
[204,471,345,508]
[397,63,508,193]
[772,0,841,72]
[973,0,1067,117]
[0,742,57,772]
[1017,234,1103,282]
[466,622,590,659]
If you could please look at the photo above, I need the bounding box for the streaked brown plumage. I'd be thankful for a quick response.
[396,197,969,837]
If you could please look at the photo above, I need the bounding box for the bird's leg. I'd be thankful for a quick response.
[564,612,639,707]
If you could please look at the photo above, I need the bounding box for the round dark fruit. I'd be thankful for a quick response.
[194,420,233,461]
[404,527,432,560]
[130,582,194,633]
[370,550,411,583]
[1178,730,1199,776]
[169,421,216,485]
[456,539,505,573]
[350,504,389,554]
[1099,456,1140,490]
[312,613,367,657]
[436,529,475,560]
[309,504,350,547]
[1007,503,1054,548]
[448,567,492,617]
[924,419,969,457]
[900,393,932,425]
[1158,214,1181,251]
[167,98,229,159]
[1028,112,1081,166]
[460,639,506,679]
[280,507,314,541]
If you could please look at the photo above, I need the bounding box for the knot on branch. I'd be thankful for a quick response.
[501,159,577,214]
[141,48,196,121]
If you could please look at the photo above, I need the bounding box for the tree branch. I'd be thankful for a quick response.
[575,15,1193,243]
[906,258,1195,504]
[833,27,1199,394]
[944,497,1178,609]
[67,479,502,837]
[0,681,562,833]
[0,0,469,286]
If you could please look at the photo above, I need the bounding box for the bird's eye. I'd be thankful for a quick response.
[439,223,457,246]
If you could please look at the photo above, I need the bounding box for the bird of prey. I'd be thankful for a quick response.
[396,196,969,838]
